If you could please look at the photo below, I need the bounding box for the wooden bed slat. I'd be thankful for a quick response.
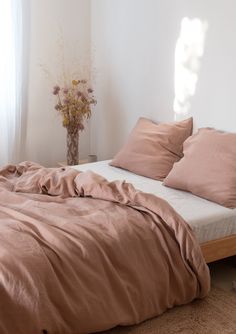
[200,234,236,263]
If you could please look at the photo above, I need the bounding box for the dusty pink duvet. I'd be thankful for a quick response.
[0,162,210,334]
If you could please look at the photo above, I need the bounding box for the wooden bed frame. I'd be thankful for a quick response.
[201,234,236,263]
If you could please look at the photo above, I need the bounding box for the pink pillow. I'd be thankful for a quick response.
[164,128,236,208]
[110,117,193,180]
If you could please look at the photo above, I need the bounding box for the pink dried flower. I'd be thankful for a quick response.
[88,88,93,93]
[52,85,60,95]
[63,88,69,94]
[54,104,61,110]
[63,98,70,105]
[77,91,82,98]
[78,123,84,131]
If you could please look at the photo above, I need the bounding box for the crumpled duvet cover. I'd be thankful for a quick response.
[0,162,210,334]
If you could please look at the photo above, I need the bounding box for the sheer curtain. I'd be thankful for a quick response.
[0,0,26,166]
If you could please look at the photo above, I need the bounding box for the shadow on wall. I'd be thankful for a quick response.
[91,0,236,159]
[101,73,126,160]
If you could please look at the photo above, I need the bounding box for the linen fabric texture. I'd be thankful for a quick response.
[164,127,236,208]
[0,162,209,333]
[110,117,193,180]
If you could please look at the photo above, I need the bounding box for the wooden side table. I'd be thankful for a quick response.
[58,159,89,167]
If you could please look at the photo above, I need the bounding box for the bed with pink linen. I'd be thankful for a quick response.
[0,162,210,334]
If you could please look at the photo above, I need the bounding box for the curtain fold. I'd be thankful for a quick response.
[0,0,26,166]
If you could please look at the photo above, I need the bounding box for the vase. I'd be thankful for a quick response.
[66,128,79,165]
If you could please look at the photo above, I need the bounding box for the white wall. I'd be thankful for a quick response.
[25,0,236,164]
[91,0,236,160]
[26,0,91,166]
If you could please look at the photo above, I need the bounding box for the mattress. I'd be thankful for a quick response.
[74,160,236,243]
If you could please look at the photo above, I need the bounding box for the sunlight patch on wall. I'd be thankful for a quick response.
[174,18,208,119]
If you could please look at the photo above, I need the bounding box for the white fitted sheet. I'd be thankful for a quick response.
[73,160,236,243]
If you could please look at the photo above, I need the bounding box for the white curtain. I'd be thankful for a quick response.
[0,0,26,166]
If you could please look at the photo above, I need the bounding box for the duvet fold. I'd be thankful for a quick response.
[0,162,210,334]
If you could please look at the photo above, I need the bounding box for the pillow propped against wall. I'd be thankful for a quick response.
[110,117,193,180]
[164,128,236,208]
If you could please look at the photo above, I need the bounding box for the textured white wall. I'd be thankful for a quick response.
[91,0,236,160]
[26,0,91,166]
[25,0,236,164]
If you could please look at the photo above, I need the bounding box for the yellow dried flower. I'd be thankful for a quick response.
[52,79,96,131]
[63,117,69,127]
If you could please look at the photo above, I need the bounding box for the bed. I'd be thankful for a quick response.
[75,160,236,263]
[0,160,211,333]
[1,157,234,333]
